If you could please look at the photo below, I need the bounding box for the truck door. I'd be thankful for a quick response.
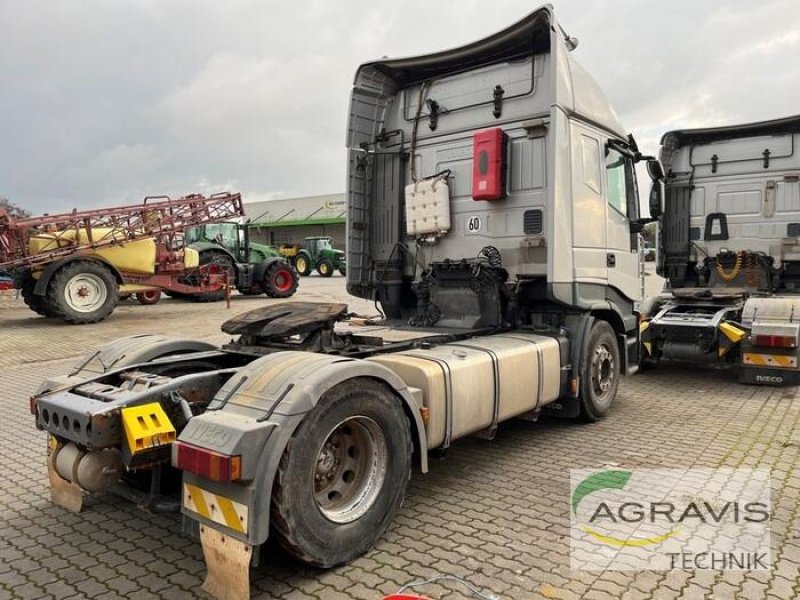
[572,130,608,284]
[604,146,642,301]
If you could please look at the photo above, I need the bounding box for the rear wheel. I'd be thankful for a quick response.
[295,253,311,276]
[317,258,334,278]
[578,320,620,422]
[189,252,234,303]
[264,262,298,298]
[271,379,412,567]
[135,290,161,305]
[47,261,119,324]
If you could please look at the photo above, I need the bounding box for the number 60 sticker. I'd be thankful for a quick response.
[466,215,482,234]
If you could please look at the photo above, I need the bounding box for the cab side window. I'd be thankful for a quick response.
[606,146,640,220]
[606,148,628,216]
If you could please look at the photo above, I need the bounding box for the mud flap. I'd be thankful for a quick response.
[200,525,252,600]
[47,440,83,513]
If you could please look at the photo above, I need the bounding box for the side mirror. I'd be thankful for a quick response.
[646,158,665,181]
[649,180,665,219]
[629,221,644,234]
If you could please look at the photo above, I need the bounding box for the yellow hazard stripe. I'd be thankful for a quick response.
[743,353,797,368]
[184,483,248,534]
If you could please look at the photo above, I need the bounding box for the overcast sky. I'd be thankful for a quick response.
[2,0,799,214]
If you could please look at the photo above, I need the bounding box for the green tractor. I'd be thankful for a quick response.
[281,236,346,277]
[184,222,298,300]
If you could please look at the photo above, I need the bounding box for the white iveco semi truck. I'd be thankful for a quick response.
[31,6,661,599]
[642,115,800,384]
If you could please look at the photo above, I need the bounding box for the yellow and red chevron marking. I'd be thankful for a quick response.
[742,353,797,368]
[184,483,248,534]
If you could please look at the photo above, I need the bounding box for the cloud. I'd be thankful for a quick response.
[0,0,798,213]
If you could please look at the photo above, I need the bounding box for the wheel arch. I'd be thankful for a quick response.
[33,255,124,296]
[252,256,284,282]
[178,351,428,547]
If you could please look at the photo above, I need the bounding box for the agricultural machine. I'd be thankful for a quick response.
[0,193,243,323]
[184,222,298,301]
[280,236,346,277]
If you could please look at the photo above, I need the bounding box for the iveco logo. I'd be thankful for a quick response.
[189,422,232,446]
[755,375,783,383]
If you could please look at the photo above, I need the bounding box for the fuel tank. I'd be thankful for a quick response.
[369,332,562,448]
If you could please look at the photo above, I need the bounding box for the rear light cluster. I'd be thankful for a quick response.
[753,335,797,349]
[175,442,242,482]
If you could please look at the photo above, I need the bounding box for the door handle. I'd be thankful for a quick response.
[607,253,616,267]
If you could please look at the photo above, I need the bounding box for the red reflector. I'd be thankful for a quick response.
[30,396,38,416]
[175,442,242,482]
[753,335,796,349]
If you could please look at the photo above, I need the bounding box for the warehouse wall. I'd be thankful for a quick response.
[244,193,346,249]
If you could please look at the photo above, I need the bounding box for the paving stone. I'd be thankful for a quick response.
[0,277,798,599]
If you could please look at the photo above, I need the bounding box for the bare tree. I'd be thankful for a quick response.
[0,197,30,219]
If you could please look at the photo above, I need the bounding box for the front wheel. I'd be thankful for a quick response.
[578,320,620,422]
[263,262,298,298]
[317,258,334,277]
[270,379,412,567]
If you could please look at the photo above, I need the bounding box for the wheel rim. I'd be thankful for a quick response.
[64,273,108,313]
[272,268,293,292]
[313,416,387,524]
[591,343,616,399]
[296,257,307,272]
[320,263,329,275]
[142,290,159,301]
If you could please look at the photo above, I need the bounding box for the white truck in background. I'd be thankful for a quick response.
[641,115,800,384]
[31,6,662,599]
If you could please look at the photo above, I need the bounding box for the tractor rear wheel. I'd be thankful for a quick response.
[317,258,334,278]
[295,253,312,276]
[47,261,119,324]
[190,252,235,303]
[264,262,299,298]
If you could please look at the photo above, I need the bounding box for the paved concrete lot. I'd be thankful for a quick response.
[1,271,798,599]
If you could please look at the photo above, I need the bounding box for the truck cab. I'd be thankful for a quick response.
[346,5,656,368]
[643,115,800,383]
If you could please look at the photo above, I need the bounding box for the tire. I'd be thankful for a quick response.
[295,253,312,277]
[237,287,263,296]
[47,261,119,324]
[189,252,235,303]
[339,266,346,277]
[578,320,620,422]
[264,262,298,298]
[271,379,412,568]
[20,274,58,317]
[135,290,161,305]
[317,258,334,278]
